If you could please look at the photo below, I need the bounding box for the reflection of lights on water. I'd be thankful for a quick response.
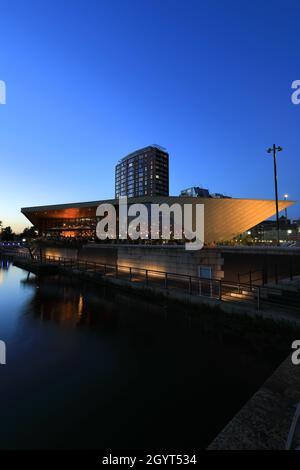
[78,294,83,317]
[0,271,3,284]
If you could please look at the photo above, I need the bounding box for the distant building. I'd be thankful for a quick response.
[180,187,231,199]
[180,187,210,198]
[294,218,300,230]
[248,216,299,242]
[210,192,232,199]
[115,145,169,198]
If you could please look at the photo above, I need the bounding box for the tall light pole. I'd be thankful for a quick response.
[283,194,289,221]
[267,144,283,246]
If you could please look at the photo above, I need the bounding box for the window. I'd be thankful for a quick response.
[198,266,212,279]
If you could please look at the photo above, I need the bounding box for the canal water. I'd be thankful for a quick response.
[0,259,285,449]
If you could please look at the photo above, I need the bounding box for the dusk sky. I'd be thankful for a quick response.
[0,0,299,232]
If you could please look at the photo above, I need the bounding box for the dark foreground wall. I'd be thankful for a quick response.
[223,252,300,284]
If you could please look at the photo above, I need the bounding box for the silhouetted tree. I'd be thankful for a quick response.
[20,226,37,239]
[1,226,14,241]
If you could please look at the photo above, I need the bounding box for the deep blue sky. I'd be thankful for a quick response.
[0,0,299,231]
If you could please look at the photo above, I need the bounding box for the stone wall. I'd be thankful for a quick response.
[42,246,78,260]
[78,245,118,265]
[117,246,224,279]
[39,243,224,279]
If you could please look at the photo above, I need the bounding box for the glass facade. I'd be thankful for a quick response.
[39,217,97,238]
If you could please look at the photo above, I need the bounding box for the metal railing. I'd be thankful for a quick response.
[14,252,264,310]
[237,269,263,288]
[237,262,300,287]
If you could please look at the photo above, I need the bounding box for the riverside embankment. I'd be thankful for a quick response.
[13,255,300,326]
[10,255,300,449]
[2,256,292,449]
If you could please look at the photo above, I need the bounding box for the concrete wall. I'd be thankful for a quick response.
[222,251,300,284]
[78,245,118,265]
[42,246,78,260]
[116,246,224,279]
[38,243,224,279]
[40,244,118,265]
[34,242,300,285]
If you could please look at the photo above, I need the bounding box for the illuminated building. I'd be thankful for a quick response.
[115,145,169,198]
[21,196,293,244]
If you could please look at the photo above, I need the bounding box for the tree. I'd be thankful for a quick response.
[20,226,37,239]
[1,226,14,241]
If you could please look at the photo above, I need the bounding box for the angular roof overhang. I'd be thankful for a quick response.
[21,196,295,243]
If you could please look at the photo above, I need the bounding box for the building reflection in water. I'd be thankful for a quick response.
[20,274,120,331]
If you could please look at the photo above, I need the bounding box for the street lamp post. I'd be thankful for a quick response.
[267,144,283,246]
[283,194,289,221]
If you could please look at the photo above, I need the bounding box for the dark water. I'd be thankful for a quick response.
[0,259,280,449]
